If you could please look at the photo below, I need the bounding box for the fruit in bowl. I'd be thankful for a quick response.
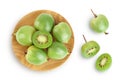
[12,10,74,71]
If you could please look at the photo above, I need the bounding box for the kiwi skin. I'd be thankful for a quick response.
[96,53,112,72]
[34,13,54,32]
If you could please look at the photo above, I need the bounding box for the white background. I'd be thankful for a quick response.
[0,0,119,80]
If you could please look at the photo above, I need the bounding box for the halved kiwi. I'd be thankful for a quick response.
[81,41,100,58]
[32,31,52,49]
[96,53,112,72]
[81,35,100,58]
[12,10,74,71]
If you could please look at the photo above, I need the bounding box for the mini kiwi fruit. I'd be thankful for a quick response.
[26,46,47,65]
[81,35,100,58]
[15,25,35,46]
[96,53,112,72]
[53,22,72,43]
[32,31,53,49]
[48,41,68,60]
[90,9,109,34]
[34,13,54,32]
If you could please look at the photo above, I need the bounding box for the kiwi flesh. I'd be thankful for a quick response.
[32,31,53,49]
[96,53,112,71]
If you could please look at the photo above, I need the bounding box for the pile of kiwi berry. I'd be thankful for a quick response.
[12,10,74,71]
[12,9,112,72]
[81,9,112,72]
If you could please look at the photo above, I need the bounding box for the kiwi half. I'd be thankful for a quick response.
[96,53,112,72]
[81,41,100,58]
[32,31,53,49]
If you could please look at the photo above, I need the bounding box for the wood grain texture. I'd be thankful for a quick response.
[12,10,74,71]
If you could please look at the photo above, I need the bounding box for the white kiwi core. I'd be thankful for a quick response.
[100,58,107,66]
[87,48,96,55]
[37,35,47,44]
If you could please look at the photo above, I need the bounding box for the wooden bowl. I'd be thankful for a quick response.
[12,10,74,71]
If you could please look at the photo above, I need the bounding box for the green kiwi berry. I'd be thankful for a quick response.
[53,22,72,43]
[90,9,109,34]
[96,53,112,72]
[48,42,68,60]
[81,35,100,58]
[32,31,53,49]
[16,25,35,46]
[34,13,54,32]
[25,46,47,65]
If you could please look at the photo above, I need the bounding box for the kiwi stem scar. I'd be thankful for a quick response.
[12,33,16,36]
[82,35,87,43]
[104,32,109,35]
[24,50,27,54]
[91,9,97,18]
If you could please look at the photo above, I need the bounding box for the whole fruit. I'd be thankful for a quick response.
[16,25,35,46]
[53,22,72,43]
[25,46,47,65]
[48,42,68,60]
[34,13,54,32]
[90,9,109,34]
[96,53,112,72]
